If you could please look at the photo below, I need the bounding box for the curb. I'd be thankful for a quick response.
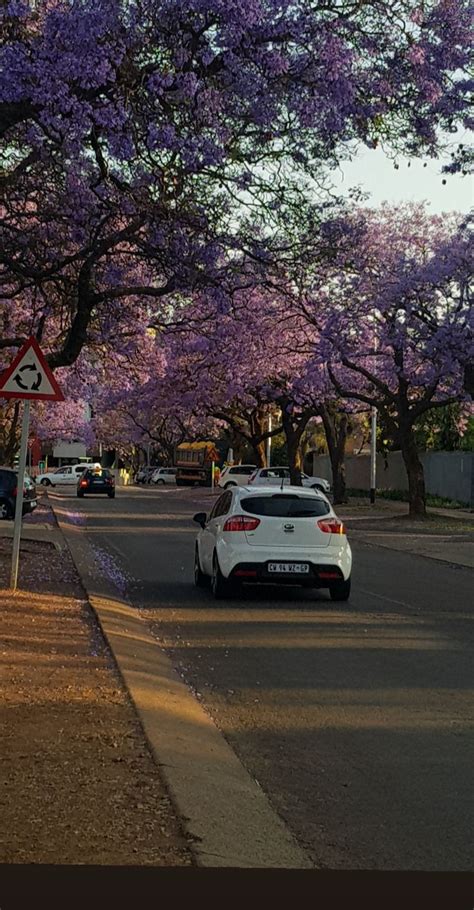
[50,495,313,869]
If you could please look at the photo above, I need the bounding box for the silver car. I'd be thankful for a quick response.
[248,467,331,494]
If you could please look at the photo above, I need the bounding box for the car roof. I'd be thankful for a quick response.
[236,484,325,498]
[0,465,16,472]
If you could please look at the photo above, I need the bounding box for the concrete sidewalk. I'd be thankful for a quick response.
[350,531,474,569]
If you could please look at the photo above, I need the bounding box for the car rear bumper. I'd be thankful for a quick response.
[217,540,352,581]
[229,560,346,587]
[79,486,114,494]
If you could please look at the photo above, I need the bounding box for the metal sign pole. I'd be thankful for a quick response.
[10,399,30,591]
[211,460,215,491]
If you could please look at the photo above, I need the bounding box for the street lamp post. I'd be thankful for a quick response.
[370,406,377,504]
[266,413,272,468]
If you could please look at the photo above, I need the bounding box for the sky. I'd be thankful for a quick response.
[336,146,473,214]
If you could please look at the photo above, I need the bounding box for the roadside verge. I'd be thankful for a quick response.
[50,494,313,869]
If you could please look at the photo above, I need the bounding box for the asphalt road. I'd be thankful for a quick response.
[55,484,473,871]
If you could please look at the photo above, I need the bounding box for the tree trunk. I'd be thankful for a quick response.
[319,406,348,505]
[400,426,426,517]
[249,407,269,468]
[281,407,311,485]
[253,438,267,468]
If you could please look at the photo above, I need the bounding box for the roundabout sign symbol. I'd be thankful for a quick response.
[13,363,43,392]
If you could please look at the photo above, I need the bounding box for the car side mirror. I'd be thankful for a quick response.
[193,512,207,529]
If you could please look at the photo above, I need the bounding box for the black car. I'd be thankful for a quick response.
[77,468,116,498]
[0,467,38,520]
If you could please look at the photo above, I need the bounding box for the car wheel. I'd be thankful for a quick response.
[0,499,13,520]
[108,492,115,498]
[329,577,351,601]
[156,479,165,485]
[312,483,325,492]
[224,482,237,489]
[77,492,84,498]
[194,546,207,588]
[211,553,233,599]
[40,478,51,486]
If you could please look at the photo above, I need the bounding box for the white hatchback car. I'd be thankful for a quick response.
[151,467,177,485]
[35,464,96,486]
[193,485,351,601]
[218,464,257,489]
[248,467,331,495]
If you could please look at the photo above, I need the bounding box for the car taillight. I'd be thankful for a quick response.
[223,515,261,532]
[317,519,345,535]
[12,486,17,497]
[80,479,88,487]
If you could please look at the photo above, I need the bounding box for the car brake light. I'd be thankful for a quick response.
[80,479,88,487]
[12,486,17,497]
[223,515,261,532]
[317,519,345,534]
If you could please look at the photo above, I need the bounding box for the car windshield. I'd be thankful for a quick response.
[241,494,330,517]
[84,470,111,479]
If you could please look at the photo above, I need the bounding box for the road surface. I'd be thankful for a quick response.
[52,484,473,870]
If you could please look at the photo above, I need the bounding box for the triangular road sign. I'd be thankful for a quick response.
[0,337,65,401]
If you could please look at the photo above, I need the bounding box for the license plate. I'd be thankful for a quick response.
[268,563,309,574]
[92,479,102,484]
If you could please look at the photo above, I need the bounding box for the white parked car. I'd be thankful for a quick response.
[35,464,96,486]
[248,467,331,495]
[193,485,351,601]
[151,467,177,485]
[218,464,257,489]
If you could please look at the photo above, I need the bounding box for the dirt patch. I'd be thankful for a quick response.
[0,516,193,865]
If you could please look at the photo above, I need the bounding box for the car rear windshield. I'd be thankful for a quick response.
[84,470,111,479]
[241,494,330,517]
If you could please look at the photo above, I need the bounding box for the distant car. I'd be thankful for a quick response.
[0,466,38,519]
[135,466,156,484]
[248,467,331,494]
[151,467,177,485]
[35,464,96,486]
[193,485,351,601]
[77,468,115,498]
[217,465,257,489]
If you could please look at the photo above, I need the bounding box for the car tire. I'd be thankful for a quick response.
[108,492,115,498]
[312,483,325,492]
[329,577,351,601]
[224,482,237,489]
[77,492,84,498]
[156,479,165,485]
[211,553,233,599]
[0,499,13,520]
[40,478,51,486]
[194,546,207,588]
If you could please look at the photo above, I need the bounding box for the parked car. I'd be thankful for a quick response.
[151,467,177,485]
[0,467,38,519]
[217,464,257,489]
[248,467,331,494]
[35,464,96,486]
[77,468,115,498]
[135,466,156,484]
[193,485,351,600]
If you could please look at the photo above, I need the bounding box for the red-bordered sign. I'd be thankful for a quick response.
[0,337,64,401]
